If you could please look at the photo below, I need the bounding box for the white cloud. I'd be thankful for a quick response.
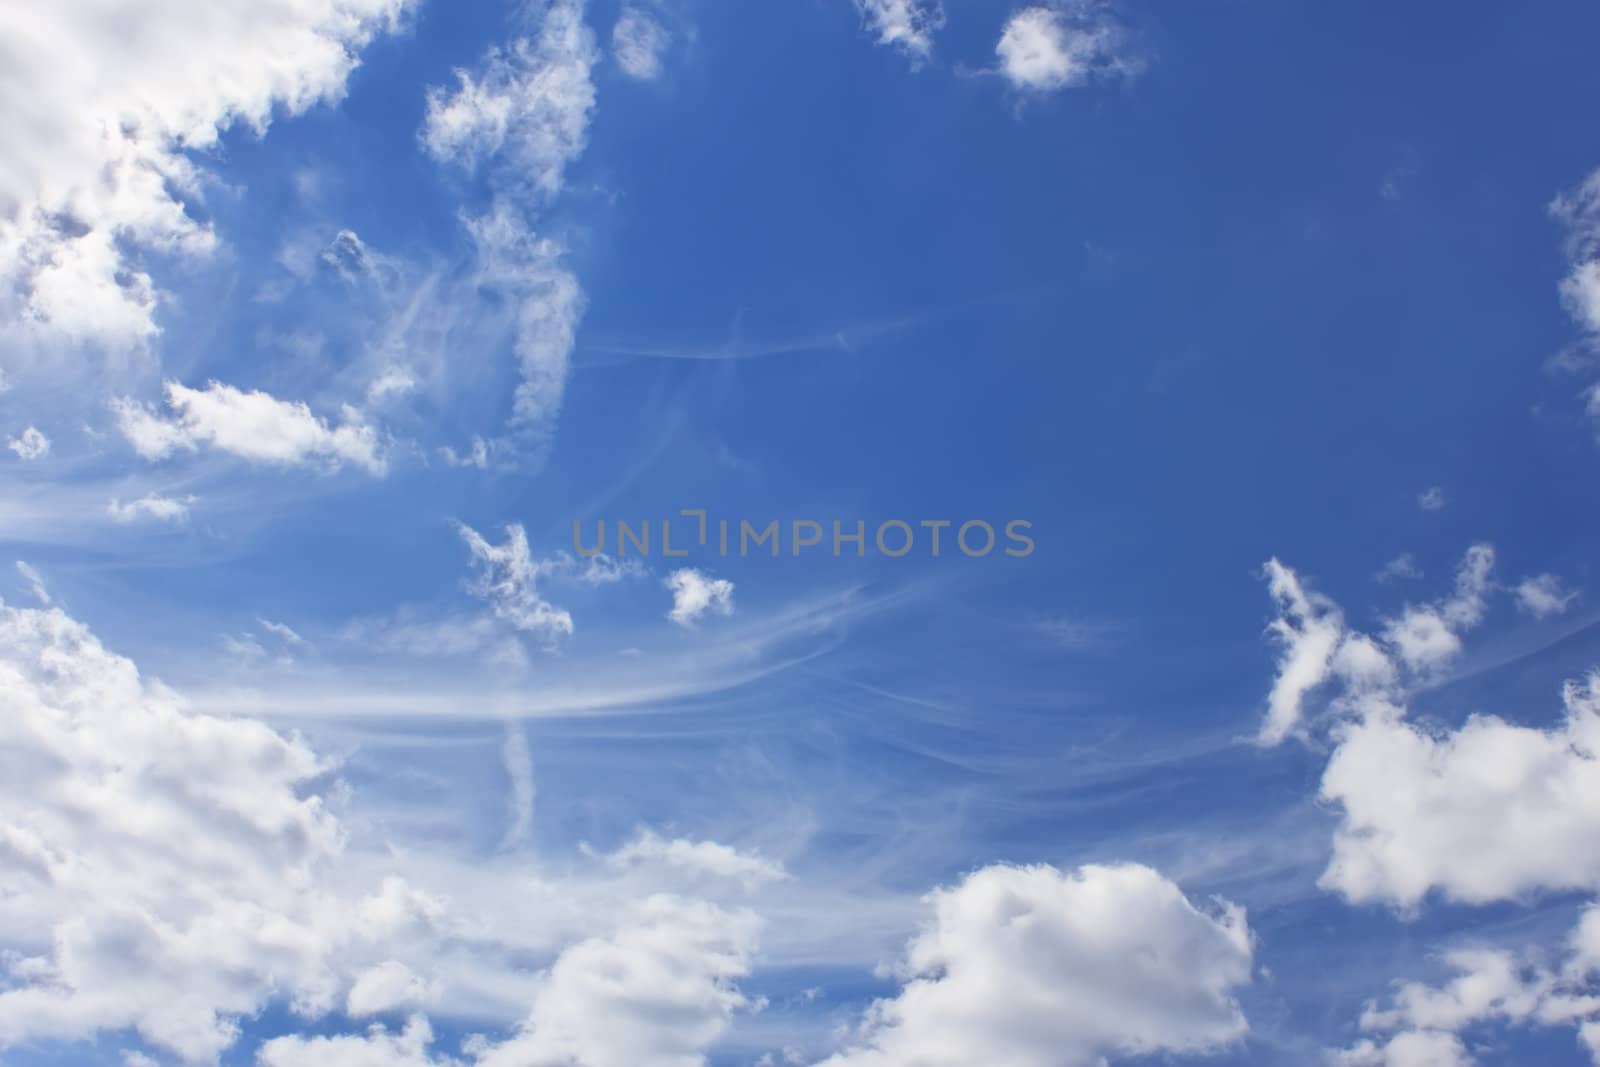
[665,568,735,627]
[473,895,762,1067]
[1555,170,1600,344]
[421,0,596,197]
[817,863,1253,1067]
[995,3,1133,94]
[1376,553,1423,583]
[1379,544,1493,673]
[603,831,787,891]
[0,0,413,348]
[421,1,596,459]
[107,492,194,524]
[613,7,669,79]
[853,0,945,62]
[113,381,386,475]
[499,722,536,851]
[1321,676,1600,908]
[1419,486,1447,511]
[1257,548,1600,909]
[14,561,51,606]
[7,426,50,460]
[1332,909,1600,1066]
[259,1014,456,1067]
[1517,573,1580,619]
[457,523,575,648]
[346,961,435,1018]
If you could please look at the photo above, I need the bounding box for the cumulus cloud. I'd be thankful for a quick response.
[1333,909,1600,1065]
[112,381,385,474]
[1258,548,1600,909]
[1516,573,1580,619]
[995,2,1134,94]
[665,568,735,627]
[0,596,793,1067]
[613,7,669,79]
[6,426,49,460]
[853,0,945,62]
[107,492,194,524]
[817,863,1253,1067]
[0,0,413,348]
[0,599,393,1061]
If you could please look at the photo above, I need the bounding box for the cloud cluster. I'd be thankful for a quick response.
[0,0,413,350]
[1259,548,1600,909]
[666,567,736,627]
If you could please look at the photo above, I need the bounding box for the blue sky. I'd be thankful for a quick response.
[5,1,1600,1065]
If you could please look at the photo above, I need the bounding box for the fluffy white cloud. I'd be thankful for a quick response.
[1333,909,1600,1066]
[1322,676,1600,908]
[107,492,195,524]
[259,1015,457,1067]
[995,3,1133,94]
[474,895,762,1067]
[1517,573,1580,619]
[665,568,735,627]
[0,599,384,1062]
[613,7,669,79]
[0,0,413,347]
[853,0,945,62]
[817,863,1253,1067]
[113,381,385,474]
[1258,548,1600,909]
[346,961,435,1018]
[6,426,49,460]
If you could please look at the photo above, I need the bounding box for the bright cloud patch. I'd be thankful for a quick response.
[5,426,49,460]
[0,0,413,348]
[818,862,1253,1067]
[854,0,945,62]
[665,568,735,627]
[457,522,576,648]
[112,381,385,474]
[1517,573,1580,618]
[995,3,1133,94]
[107,492,194,524]
[613,6,669,79]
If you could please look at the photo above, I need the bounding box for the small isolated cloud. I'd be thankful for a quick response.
[107,492,194,524]
[7,425,50,460]
[440,436,490,469]
[457,522,575,648]
[1375,553,1422,583]
[995,2,1134,94]
[665,568,735,627]
[345,960,433,1018]
[366,364,416,403]
[603,830,787,890]
[113,381,385,475]
[1516,573,1580,619]
[613,6,669,80]
[854,0,945,62]
[1032,615,1117,650]
[1418,486,1447,511]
